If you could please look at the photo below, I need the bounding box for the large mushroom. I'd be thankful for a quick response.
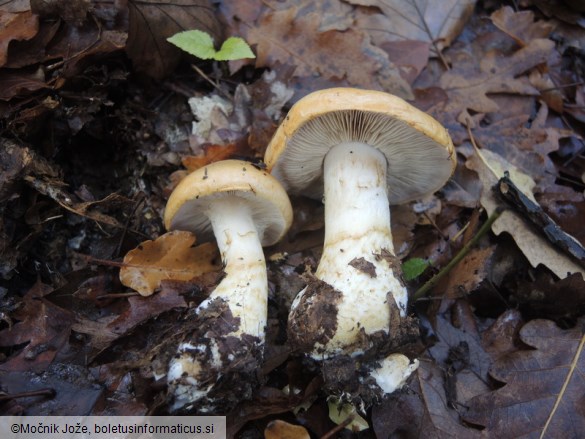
[164,159,293,412]
[265,88,455,395]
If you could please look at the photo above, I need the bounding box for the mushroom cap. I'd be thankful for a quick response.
[265,88,456,204]
[164,160,293,246]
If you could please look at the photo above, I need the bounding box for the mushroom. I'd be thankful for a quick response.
[163,159,293,412]
[265,88,455,392]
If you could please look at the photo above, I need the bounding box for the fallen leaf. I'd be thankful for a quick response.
[350,0,475,51]
[106,288,188,336]
[182,143,244,172]
[248,8,378,86]
[372,361,484,438]
[1,365,103,415]
[0,281,74,373]
[444,246,496,299]
[245,3,411,97]
[126,0,222,79]
[466,147,585,279]
[440,38,554,116]
[30,0,91,26]
[264,420,310,439]
[514,272,585,320]
[491,6,555,47]
[119,230,220,296]
[0,68,46,101]
[464,319,585,438]
[0,10,39,68]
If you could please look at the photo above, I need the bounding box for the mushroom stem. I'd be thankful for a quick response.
[290,142,408,358]
[167,196,268,412]
[203,196,268,338]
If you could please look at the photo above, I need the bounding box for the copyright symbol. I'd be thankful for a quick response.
[11,424,19,433]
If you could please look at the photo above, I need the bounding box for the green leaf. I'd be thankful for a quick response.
[402,258,430,281]
[167,31,255,62]
[167,30,216,60]
[215,37,256,61]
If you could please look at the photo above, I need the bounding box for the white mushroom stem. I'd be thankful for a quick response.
[291,141,408,358]
[167,196,267,412]
[201,196,268,337]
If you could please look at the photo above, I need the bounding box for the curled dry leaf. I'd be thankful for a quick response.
[466,147,585,279]
[120,230,220,296]
[464,319,585,438]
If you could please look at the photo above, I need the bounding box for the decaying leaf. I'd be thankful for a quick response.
[466,147,585,279]
[491,6,555,47]
[444,246,496,299]
[373,361,484,438]
[126,0,222,79]
[244,2,412,98]
[120,230,220,296]
[440,38,554,117]
[465,319,585,438]
[0,10,39,68]
[0,281,74,373]
[182,143,244,172]
[248,10,374,86]
[349,0,475,51]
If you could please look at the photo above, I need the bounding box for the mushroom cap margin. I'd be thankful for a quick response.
[164,160,293,246]
[265,88,457,204]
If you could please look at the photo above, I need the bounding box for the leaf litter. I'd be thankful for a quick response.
[0,0,585,437]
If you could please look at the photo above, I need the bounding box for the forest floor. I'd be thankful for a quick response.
[1,0,585,438]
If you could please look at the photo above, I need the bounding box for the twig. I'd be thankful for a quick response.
[190,64,231,100]
[0,388,56,402]
[413,208,503,301]
[320,415,355,439]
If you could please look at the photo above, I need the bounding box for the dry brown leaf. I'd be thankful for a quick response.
[444,246,496,299]
[0,281,74,373]
[264,420,310,439]
[440,38,554,116]
[234,0,412,98]
[248,8,373,84]
[0,10,39,67]
[466,147,585,279]
[464,319,585,438]
[181,143,243,172]
[491,6,555,47]
[348,0,475,51]
[120,230,220,296]
[373,361,484,438]
[126,0,222,79]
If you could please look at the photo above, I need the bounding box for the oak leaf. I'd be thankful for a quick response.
[464,319,585,438]
[440,38,554,116]
[466,146,585,279]
[348,0,475,51]
[120,230,220,296]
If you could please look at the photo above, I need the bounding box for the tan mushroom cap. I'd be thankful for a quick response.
[164,160,293,246]
[265,87,456,204]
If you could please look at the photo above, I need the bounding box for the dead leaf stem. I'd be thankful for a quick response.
[540,330,585,439]
[413,208,503,300]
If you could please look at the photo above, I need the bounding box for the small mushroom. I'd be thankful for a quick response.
[164,160,293,412]
[265,88,455,394]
